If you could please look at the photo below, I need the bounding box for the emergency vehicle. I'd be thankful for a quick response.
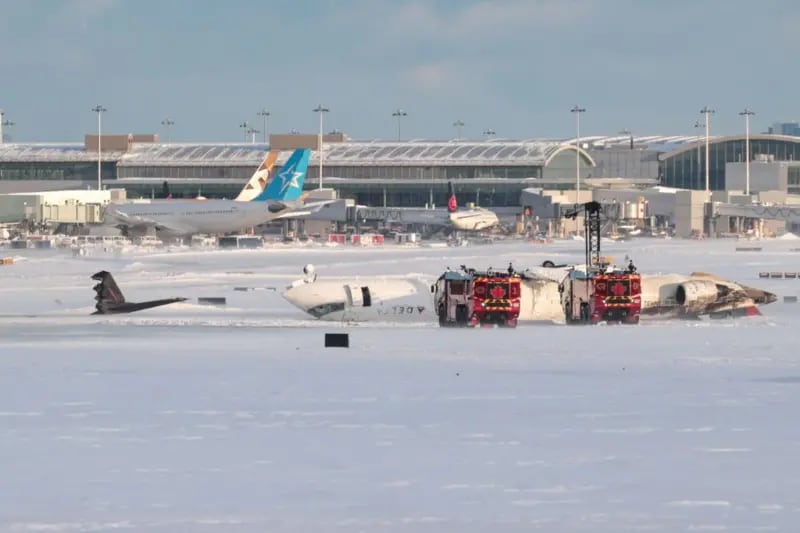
[435,266,522,327]
[561,202,642,324]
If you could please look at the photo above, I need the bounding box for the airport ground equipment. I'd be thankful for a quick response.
[435,265,522,327]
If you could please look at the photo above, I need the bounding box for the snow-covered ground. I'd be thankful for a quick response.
[1,238,800,531]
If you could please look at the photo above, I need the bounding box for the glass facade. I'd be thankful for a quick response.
[789,166,800,194]
[124,182,244,199]
[332,182,525,208]
[0,162,115,182]
[661,139,800,190]
[542,151,594,181]
[305,165,542,182]
[118,165,255,180]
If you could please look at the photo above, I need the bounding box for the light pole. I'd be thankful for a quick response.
[247,127,260,144]
[700,106,715,193]
[453,120,465,140]
[313,104,329,189]
[483,128,496,139]
[392,109,407,141]
[239,121,250,142]
[257,109,270,143]
[161,118,174,143]
[619,128,633,150]
[739,108,755,196]
[92,105,107,190]
[694,121,705,186]
[0,110,14,144]
[570,105,586,202]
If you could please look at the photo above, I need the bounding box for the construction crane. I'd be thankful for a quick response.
[564,201,603,272]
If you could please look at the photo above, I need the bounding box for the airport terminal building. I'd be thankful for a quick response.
[2,132,800,208]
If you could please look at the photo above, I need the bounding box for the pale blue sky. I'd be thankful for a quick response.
[1,0,798,142]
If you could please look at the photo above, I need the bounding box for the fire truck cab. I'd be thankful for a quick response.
[435,266,522,327]
[561,201,642,325]
[561,264,642,324]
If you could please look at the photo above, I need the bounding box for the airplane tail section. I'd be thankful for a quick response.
[91,271,125,313]
[235,150,280,201]
[90,270,187,315]
[253,149,310,202]
[447,181,458,213]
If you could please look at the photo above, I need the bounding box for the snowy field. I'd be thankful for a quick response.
[2,238,800,531]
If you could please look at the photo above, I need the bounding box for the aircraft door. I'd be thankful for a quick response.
[345,284,363,307]
[343,284,371,321]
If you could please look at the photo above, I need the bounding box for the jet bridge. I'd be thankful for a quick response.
[714,202,800,223]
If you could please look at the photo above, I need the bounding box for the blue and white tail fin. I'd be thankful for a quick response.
[235,150,279,202]
[253,149,310,202]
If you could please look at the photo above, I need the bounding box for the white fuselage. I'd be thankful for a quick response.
[284,269,774,324]
[283,277,437,322]
[105,199,295,236]
[448,209,500,231]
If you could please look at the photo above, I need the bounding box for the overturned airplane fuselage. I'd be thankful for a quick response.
[283,265,776,324]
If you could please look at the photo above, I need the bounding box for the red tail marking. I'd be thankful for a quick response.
[745,306,761,316]
[447,194,457,213]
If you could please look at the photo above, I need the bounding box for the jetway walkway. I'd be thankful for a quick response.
[714,203,800,223]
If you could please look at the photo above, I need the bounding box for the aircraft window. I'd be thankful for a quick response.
[361,286,372,307]
[307,301,346,318]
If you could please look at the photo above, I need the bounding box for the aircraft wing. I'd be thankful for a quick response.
[147,220,196,235]
[272,199,341,220]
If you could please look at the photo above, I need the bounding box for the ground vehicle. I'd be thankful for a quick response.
[435,266,522,327]
[561,202,642,324]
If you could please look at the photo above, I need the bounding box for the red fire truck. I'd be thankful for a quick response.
[435,266,522,327]
[562,268,642,324]
[562,202,642,325]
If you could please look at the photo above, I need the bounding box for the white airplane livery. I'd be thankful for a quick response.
[105,149,320,237]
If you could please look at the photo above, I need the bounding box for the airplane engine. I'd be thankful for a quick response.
[675,280,719,311]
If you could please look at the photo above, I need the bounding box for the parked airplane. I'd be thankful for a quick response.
[105,149,321,237]
[91,271,187,314]
[283,264,776,323]
[354,182,500,232]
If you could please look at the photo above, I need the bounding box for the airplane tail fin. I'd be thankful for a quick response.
[447,181,458,213]
[253,149,310,202]
[91,271,125,313]
[235,150,280,201]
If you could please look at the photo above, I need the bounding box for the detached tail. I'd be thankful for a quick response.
[235,150,280,201]
[447,181,458,213]
[91,271,125,314]
[253,149,310,202]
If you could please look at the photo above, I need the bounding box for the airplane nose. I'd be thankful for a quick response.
[282,282,310,311]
